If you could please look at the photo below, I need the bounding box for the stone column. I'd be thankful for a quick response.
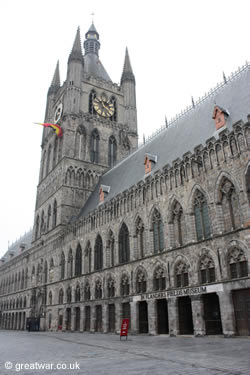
[130,301,138,334]
[90,305,96,333]
[103,303,108,333]
[168,298,179,336]
[71,307,76,332]
[80,306,84,333]
[218,291,236,337]
[62,308,67,332]
[191,295,205,337]
[147,300,157,335]
[115,302,121,333]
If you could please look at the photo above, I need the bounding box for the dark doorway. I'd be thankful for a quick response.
[95,305,102,332]
[108,304,115,332]
[75,307,80,331]
[139,301,148,333]
[157,299,169,334]
[122,302,131,332]
[84,306,90,331]
[178,296,194,334]
[202,293,222,334]
[233,289,250,336]
[66,308,71,331]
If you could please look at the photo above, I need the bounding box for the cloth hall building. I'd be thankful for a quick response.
[0,24,250,337]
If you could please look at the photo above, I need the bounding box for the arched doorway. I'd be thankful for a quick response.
[108,304,115,332]
[202,293,222,334]
[157,299,169,334]
[138,301,148,333]
[75,307,80,331]
[66,308,71,331]
[178,296,194,334]
[84,306,90,331]
[95,305,102,332]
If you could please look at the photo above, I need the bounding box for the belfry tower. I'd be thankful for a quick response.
[32,24,138,242]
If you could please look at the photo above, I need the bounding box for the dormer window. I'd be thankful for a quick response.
[99,185,110,203]
[212,106,229,130]
[144,153,157,174]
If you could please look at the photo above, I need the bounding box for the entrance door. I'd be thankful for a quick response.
[233,289,250,336]
[75,307,80,331]
[202,293,222,334]
[178,296,194,334]
[108,304,115,332]
[95,305,102,332]
[84,306,90,331]
[139,301,148,333]
[157,299,169,334]
[66,308,71,331]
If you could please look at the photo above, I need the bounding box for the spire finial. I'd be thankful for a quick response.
[165,115,168,128]
[191,96,195,108]
[91,12,95,24]
[223,71,227,84]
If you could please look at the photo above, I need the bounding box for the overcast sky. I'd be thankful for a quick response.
[0,0,250,258]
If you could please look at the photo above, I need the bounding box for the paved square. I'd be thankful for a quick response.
[0,331,249,374]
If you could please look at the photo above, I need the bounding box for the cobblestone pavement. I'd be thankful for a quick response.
[0,331,249,375]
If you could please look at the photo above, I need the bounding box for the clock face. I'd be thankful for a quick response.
[54,103,63,123]
[93,96,115,118]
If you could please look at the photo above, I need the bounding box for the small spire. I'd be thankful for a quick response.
[165,116,168,128]
[121,47,135,84]
[68,27,84,63]
[223,71,227,84]
[48,60,60,95]
[191,96,195,108]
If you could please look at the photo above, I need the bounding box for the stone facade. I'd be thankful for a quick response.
[0,24,250,337]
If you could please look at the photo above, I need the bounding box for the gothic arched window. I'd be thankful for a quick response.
[47,205,51,231]
[53,137,58,168]
[171,201,185,247]
[153,266,166,291]
[119,223,130,264]
[193,190,211,241]
[89,90,96,114]
[94,235,103,271]
[90,129,99,163]
[46,144,52,175]
[95,280,102,299]
[228,247,248,279]
[152,209,164,253]
[35,215,40,240]
[108,231,115,267]
[85,242,92,273]
[110,96,117,122]
[246,166,250,205]
[67,249,73,278]
[220,178,240,231]
[175,262,189,288]
[75,284,81,302]
[59,289,64,304]
[44,261,48,284]
[60,252,65,280]
[135,217,144,258]
[75,244,82,277]
[107,278,115,298]
[40,210,45,235]
[136,270,147,293]
[48,291,52,305]
[67,287,72,303]
[52,200,57,228]
[108,136,117,167]
[84,282,91,301]
[199,255,215,284]
[75,125,86,160]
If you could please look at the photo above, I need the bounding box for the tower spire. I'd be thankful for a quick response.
[84,23,100,56]
[121,47,135,84]
[68,27,84,63]
[48,60,60,95]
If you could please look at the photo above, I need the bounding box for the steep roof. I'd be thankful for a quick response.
[76,63,250,220]
[83,53,112,82]
[1,230,33,265]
